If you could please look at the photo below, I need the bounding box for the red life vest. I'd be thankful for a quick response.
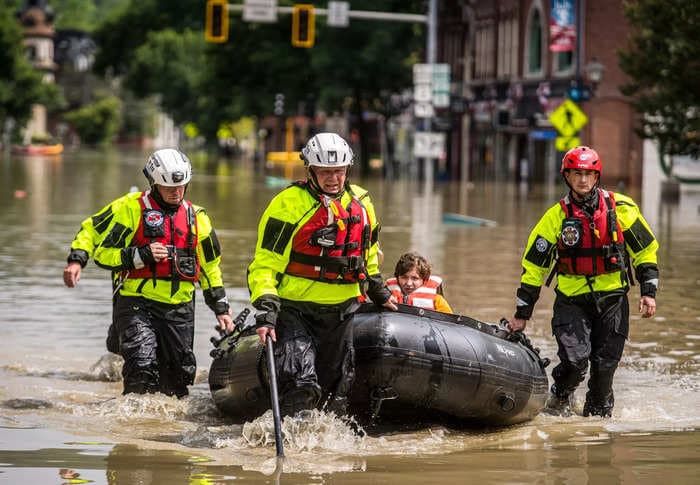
[386,275,443,310]
[128,191,200,282]
[556,189,625,276]
[286,184,370,284]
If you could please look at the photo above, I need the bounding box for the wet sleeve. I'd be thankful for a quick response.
[93,201,139,272]
[247,192,299,304]
[615,195,659,298]
[514,205,561,318]
[195,208,226,291]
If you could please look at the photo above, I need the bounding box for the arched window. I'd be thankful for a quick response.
[525,3,545,77]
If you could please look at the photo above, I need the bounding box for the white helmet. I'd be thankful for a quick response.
[301,132,354,167]
[143,148,192,187]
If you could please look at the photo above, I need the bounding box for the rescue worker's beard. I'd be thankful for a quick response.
[307,169,347,198]
[152,184,187,214]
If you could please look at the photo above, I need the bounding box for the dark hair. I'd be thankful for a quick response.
[394,252,431,280]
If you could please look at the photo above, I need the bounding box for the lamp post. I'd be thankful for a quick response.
[584,57,605,96]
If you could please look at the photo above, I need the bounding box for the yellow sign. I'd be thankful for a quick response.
[548,99,588,136]
[556,136,581,152]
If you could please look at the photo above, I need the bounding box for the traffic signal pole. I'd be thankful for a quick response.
[216,2,438,185]
[225,4,427,24]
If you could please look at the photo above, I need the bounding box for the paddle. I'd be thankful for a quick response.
[265,335,285,458]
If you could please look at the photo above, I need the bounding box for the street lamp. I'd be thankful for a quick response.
[584,57,605,95]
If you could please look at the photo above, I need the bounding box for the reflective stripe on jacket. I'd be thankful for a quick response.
[386,275,443,309]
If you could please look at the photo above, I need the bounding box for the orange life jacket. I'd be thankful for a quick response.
[386,275,443,310]
[556,189,625,276]
[285,183,371,284]
[128,191,200,282]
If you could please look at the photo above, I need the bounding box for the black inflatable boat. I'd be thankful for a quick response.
[208,304,549,427]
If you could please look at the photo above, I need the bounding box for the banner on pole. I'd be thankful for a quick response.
[549,0,575,52]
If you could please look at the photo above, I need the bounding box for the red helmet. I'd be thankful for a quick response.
[560,146,602,175]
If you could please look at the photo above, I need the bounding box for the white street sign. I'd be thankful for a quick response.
[414,102,435,118]
[413,63,433,84]
[413,132,445,159]
[327,1,349,27]
[243,0,277,23]
[413,84,432,103]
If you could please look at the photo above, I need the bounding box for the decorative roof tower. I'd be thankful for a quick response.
[16,0,57,81]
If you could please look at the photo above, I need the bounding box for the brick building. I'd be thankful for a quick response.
[436,0,642,189]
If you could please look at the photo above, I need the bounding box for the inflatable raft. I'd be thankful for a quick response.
[209,304,550,427]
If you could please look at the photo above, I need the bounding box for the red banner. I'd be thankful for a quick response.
[549,0,576,52]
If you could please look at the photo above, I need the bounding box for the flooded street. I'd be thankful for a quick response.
[1,148,699,484]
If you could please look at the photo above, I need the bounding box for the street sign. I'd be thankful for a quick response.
[327,1,349,27]
[413,132,445,158]
[413,63,432,84]
[243,0,277,23]
[556,135,580,152]
[414,102,435,118]
[548,99,588,136]
[413,84,432,103]
[432,63,450,108]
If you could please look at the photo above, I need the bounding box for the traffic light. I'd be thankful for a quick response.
[292,4,315,48]
[205,0,229,43]
[274,93,285,116]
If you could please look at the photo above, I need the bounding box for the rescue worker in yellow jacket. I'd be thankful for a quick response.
[93,149,234,397]
[508,146,659,417]
[248,132,398,417]
[386,252,453,313]
[63,188,141,354]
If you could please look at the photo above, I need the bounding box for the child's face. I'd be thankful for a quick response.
[398,267,424,295]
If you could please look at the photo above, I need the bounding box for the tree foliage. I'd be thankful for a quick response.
[64,95,122,144]
[619,0,700,158]
[91,0,425,163]
[0,1,62,136]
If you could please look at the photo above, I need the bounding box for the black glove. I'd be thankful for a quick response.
[252,294,281,328]
[137,245,157,265]
[204,286,230,315]
[365,273,391,305]
[255,311,278,328]
[66,249,89,268]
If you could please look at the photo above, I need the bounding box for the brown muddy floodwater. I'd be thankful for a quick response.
[1,148,699,484]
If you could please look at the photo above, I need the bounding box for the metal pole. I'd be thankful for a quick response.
[423,0,437,190]
[265,335,284,458]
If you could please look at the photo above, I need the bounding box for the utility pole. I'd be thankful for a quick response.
[423,0,437,190]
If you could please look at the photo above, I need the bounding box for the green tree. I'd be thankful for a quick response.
[123,28,206,128]
[619,0,700,159]
[91,0,425,167]
[0,1,62,139]
[64,95,122,144]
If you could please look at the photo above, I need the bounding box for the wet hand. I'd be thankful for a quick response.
[63,262,82,287]
[216,312,234,334]
[508,317,528,332]
[150,242,169,262]
[256,325,276,344]
[640,296,656,318]
[382,295,398,311]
